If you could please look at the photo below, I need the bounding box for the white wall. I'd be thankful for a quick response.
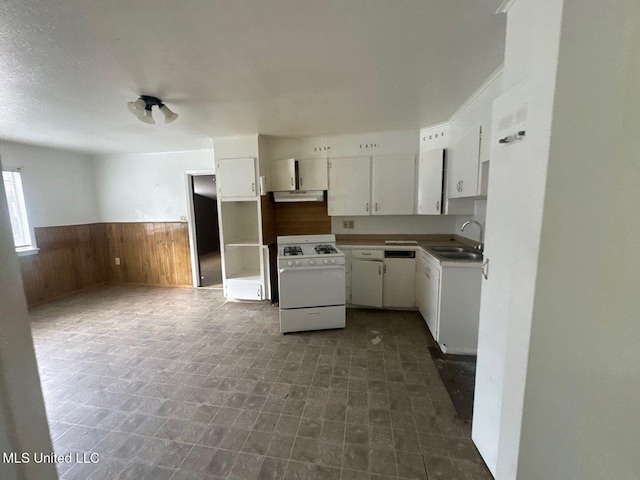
[331,215,456,235]
[517,1,640,479]
[471,0,563,477]
[94,150,214,222]
[0,157,57,480]
[0,141,100,243]
[455,200,487,242]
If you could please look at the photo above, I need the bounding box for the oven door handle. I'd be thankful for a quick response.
[279,266,344,274]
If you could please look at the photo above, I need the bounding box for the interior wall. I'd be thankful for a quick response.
[19,224,107,306]
[0,157,56,480]
[0,141,100,243]
[517,1,640,479]
[331,215,456,235]
[276,198,331,236]
[471,0,564,476]
[455,200,487,242]
[94,149,214,222]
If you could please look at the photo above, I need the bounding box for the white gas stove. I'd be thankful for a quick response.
[277,234,346,333]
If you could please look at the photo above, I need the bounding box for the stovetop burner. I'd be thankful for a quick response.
[283,246,303,256]
[314,244,338,254]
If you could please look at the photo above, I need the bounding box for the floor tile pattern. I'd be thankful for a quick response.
[30,286,492,479]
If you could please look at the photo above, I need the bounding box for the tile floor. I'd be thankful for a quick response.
[30,286,491,480]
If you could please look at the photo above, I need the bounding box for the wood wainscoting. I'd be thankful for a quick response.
[274,196,331,236]
[104,222,192,287]
[18,222,192,307]
[19,224,108,307]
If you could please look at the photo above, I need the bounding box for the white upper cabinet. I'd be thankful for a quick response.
[417,149,445,215]
[371,154,415,215]
[270,158,296,191]
[328,156,371,216]
[298,158,328,190]
[216,157,258,199]
[447,125,481,199]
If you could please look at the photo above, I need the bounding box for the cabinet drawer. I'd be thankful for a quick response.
[352,249,384,260]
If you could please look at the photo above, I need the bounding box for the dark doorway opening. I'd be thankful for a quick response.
[192,175,222,288]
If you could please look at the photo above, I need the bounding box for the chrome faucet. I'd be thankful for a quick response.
[461,220,484,253]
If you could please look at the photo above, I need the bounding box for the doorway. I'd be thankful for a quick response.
[186,173,223,288]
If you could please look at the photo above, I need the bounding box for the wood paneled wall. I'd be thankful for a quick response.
[19,224,107,306]
[18,222,192,307]
[274,197,332,236]
[104,222,192,287]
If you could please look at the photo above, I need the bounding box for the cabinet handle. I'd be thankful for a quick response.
[378,265,382,275]
[291,177,294,186]
[383,264,387,274]
[251,182,255,192]
[426,268,430,279]
[365,202,369,212]
[482,258,489,280]
[375,202,379,211]
[436,200,440,211]
[257,287,261,297]
[300,177,303,188]
[460,180,463,192]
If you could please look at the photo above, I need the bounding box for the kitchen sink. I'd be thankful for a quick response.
[438,252,483,261]
[430,246,472,253]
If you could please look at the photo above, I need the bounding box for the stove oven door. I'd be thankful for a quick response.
[278,265,345,309]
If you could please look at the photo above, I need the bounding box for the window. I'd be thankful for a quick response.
[2,171,32,249]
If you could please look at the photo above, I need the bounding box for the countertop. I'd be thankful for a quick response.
[335,234,483,266]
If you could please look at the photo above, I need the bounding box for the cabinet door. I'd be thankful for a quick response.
[270,158,296,192]
[417,149,444,215]
[351,259,383,308]
[371,154,415,215]
[382,258,416,308]
[416,255,428,315]
[424,263,441,340]
[447,126,480,199]
[298,158,328,190]
[328,156,371,216]
[226,280,263,300]
[217,157,257,198]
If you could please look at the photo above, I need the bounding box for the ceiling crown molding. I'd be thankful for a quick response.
[496,0,518,14]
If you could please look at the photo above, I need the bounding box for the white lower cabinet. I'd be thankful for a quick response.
[382,256,416,308]
[350,250,384,308]
[417,252,482,355]
[225,279,263,301]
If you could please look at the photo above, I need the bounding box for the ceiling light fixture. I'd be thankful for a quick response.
[127,95,179,124]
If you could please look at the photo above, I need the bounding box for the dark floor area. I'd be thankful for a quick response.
[427,348,476,421]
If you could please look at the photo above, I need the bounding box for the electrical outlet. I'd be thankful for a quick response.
[115,257,120,265]
[180,215,187,222]
[343,220,349,229]
[348,220,355,229]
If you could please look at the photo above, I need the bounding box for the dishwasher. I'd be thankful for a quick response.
[383,250,417,308]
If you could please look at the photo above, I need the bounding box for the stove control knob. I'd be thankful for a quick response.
[287,261,293,266]
[295,260,301,266]
[331,259,336,264]
[323,259,329,264]
[309,260,315,265]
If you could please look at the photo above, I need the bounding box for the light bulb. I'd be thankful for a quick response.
[127,98,146,118]
[139,107,155,124]
[159,104,179,124]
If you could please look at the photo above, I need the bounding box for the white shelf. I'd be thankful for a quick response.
[220,196,258,202]
[226,271,262,282]
[225,242,261,247]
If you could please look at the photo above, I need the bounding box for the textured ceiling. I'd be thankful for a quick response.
[0,0,505,154]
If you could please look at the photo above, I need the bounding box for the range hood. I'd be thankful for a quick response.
[273,191,324,202]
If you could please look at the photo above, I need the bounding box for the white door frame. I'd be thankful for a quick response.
[185,169,217,288]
